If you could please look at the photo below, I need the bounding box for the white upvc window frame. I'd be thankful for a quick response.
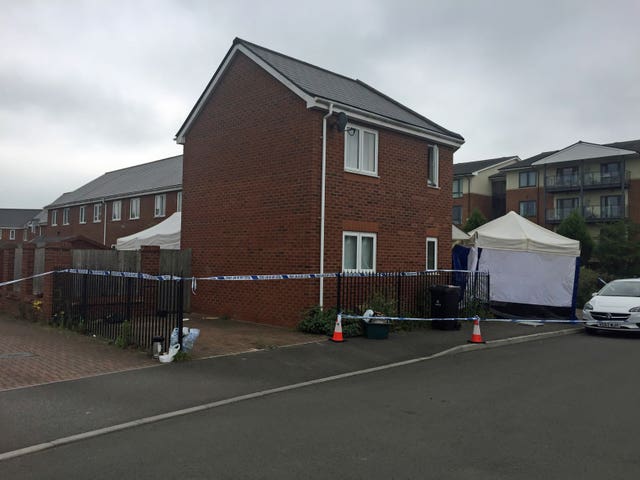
[0,228,2,239]
[112,200,122,221]
[426,237,438,270]
[177,191,182,213]
[154,194,166,218]
[23,229,27,241]
[79,205,86,224]
[9,229,16,240]
[50,210,58,226]
[342,231,377,273]
[428,144,439,187]
[93,203,102,223]
[344,124,378,176]
[62,208,70,225]
[129,197,140,220]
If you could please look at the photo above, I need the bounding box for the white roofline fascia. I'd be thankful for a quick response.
[175,45,464,148]
[45,186,182,210]
[312,99,464,148]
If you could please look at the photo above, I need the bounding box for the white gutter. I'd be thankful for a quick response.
[319,103,334,307]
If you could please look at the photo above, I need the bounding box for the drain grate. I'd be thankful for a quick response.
[0,352,36,359]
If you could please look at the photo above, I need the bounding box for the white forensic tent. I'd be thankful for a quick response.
[116,212,181,250]
[467,211,580,309]
[452,224,470,242]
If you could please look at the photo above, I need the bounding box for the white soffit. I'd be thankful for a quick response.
[532,142,637,166]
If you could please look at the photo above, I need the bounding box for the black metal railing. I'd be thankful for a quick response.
[545,171,630,191]
[52,271,184,351]
[546,205,628,223]
[336,270,490,319]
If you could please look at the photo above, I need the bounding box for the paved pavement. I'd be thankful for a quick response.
[0,313,316,392]
[0,311,581,392]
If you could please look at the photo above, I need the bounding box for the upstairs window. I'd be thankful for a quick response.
[344,125,378,176]
[452,178,462,198]
[50,210,58,226]
[428,145,439,187]
[342,232,376,272]
[79,206,86,224]
[112,200,122,221]
[154,194,166,217]
[9,229,16,240]
[62,208,70,225]
[93,203,102,223]
[130,198,140,220]
[177,192,182,213]
[519,171,537,188]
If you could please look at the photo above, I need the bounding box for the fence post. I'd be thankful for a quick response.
[81,273,88,321]
[396,273,402,316]
[177,277,184,346]
[336,273,341,313]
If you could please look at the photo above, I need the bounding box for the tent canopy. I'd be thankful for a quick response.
[452,224,470,241]
[116,212,181,250]
[468,211,580,257]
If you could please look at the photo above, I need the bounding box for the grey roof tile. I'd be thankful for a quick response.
[453,156,518,176]
[0,209,42,228]
[239,39,463,141]
[46,155,182,208]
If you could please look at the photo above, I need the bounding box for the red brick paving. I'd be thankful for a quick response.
[0,312,318,392]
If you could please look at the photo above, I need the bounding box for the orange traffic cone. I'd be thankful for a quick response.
[468,317,485,344]
[330,313,344,343]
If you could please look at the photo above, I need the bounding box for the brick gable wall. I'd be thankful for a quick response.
[182,52,455,327]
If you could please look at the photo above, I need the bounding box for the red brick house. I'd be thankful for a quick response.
[176,38,465,326]
[42,156,182,247]
[0,209,42,245]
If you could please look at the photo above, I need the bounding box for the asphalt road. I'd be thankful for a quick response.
[1,331,639,479]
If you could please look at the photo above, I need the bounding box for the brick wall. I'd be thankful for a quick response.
[182,52,456,327]
[506,186,547,225]
[629,179,640,224]
[44,191,181,247]
[453,193,492,225]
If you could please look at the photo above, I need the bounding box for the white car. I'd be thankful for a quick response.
[583,278,640,334]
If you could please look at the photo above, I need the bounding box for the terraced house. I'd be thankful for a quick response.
[42,155,182,247]
[176,38,465,326]
[0,208,42,245]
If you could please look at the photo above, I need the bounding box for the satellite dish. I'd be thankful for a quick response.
[336,112,348,132]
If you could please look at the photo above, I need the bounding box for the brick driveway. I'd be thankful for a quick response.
[0,312,317,392]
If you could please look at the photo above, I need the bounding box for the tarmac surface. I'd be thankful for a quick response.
[0,311,582,457]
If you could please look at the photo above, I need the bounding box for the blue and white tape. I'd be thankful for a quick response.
[340,314,585,324]
[0,271,55,289]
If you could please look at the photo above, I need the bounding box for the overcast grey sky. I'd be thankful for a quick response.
[1,0,638,209]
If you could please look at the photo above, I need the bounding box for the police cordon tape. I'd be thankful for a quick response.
[0,268,585,325]
[339,314,586,324]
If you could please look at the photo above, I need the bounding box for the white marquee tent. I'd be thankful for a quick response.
[467,211,580,311]
[116,212,181,250]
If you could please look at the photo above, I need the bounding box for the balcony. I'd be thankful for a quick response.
[545,171,630,192]
[546,205,629,224]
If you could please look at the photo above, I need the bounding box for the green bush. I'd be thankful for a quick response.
[298,306,363,337]
[577,267,608,307]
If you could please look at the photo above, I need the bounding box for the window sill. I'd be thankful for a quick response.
[344,168,379,178]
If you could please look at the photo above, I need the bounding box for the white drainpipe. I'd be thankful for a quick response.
[102,198,107,246]
[319,103,334,307]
